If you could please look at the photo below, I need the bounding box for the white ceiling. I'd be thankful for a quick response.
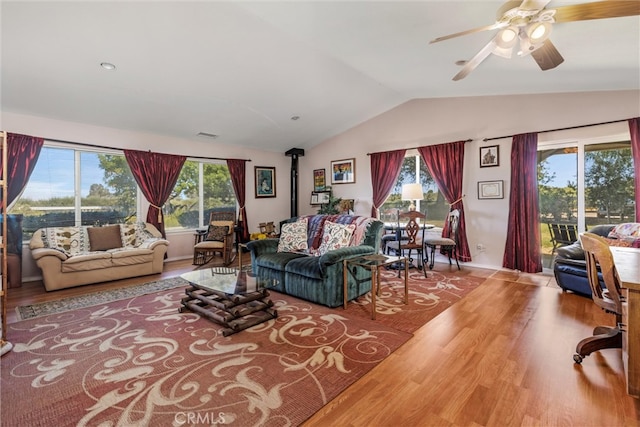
[2,1,639,153]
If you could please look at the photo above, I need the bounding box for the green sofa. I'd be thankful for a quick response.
[246,214,384,308]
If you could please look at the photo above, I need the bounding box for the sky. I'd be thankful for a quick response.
[545,154,577,188]
[22,148,104,201]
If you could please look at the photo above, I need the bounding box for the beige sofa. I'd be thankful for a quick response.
[29,222,169,291]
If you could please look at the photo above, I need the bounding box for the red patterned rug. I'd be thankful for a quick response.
[343,267,486,333]
[1,287,410,426]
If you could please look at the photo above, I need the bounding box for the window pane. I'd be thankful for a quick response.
[166,160,237,230]
[379,155,447,227]
[537,147,578,263]
[203,163,236,224]
[585,141,635,227]
[11,147,75,237]
[85,153,137,224]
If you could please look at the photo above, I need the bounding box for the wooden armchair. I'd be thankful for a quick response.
[573,232,625,364]
[193,211,236,267]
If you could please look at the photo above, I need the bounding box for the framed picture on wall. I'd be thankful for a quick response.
[313,169,326,192]
[478,180,504,199]
[480,145,499,168]
[331,158,356,184]
[255,166,276,198]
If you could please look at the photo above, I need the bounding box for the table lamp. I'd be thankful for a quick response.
[401,183,423,211]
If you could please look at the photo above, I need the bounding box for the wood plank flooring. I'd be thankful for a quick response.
[5,259,640,425]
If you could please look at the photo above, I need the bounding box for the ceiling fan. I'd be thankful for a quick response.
[430,0,640,81]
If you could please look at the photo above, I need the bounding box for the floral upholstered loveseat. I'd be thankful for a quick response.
[29,222,169,291]
[246,214,384,308]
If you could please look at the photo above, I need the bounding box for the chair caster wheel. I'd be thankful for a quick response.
[573,353,583,364]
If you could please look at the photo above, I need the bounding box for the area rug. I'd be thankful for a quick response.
[15,276,190,321]
[1,287,411,427]
[343,267,485,333]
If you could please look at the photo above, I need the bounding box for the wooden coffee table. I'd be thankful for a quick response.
[179,267,278,336]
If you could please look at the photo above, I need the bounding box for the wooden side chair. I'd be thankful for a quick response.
[573,232,625,364]
[423,209,460,270]
[386,210,427,277]
[193,211,236,267]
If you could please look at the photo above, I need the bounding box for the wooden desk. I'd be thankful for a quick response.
[611,246,640,398]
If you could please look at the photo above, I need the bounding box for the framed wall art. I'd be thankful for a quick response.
[478,180,504,199]
[310,191,331,205]
[331,158,356,184]
[313,168,326,192]
[255,166,276,198]
[480,145,499,168]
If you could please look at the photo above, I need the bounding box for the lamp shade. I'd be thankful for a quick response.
[401,183,423,201]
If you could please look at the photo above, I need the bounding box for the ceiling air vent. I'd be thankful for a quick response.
[197,132,218,139]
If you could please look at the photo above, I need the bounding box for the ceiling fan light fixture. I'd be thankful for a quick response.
[527,21,551,43]
[497,27,518,47]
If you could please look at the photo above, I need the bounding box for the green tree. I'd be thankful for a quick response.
[98,154,137,215]
[585,147,634,221]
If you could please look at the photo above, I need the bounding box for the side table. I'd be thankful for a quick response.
[343,254,408,319]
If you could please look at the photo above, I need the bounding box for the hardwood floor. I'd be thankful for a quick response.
[6,259,640,425]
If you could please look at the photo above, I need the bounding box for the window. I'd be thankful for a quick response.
[11,146,137,239]
[11,143,237,239]
[379,154,448,227]
[164,160,237,230]
[538,139,635,262]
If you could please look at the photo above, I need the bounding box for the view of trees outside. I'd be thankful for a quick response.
[379,155,448,227]
[170,161,237,229]
[10,147,236,239]
[538,140,635,261]
[585,143,635,224]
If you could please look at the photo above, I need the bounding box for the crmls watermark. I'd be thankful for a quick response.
[174,411,229,425]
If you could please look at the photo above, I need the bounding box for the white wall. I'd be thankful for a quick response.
[4,89,640,280]
[299,90,640,269]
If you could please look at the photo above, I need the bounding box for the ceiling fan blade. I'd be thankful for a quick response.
[430,23,504,44]
[518,0,552,12]
[553,1,640,23]
[452,39,498,81]
[531,39,565,70]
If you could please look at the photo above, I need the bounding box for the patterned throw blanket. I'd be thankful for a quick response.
[299,214,376,250]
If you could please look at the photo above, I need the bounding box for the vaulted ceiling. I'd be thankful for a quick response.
[2,1,639,152]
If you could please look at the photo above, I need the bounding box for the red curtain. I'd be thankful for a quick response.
[370,149,406,218]
[2,133,44,206]
[503,133,542,273]
[629,117,640,222]
[226,159,249,242]
[418,141,471,262]
[123,149,186,237]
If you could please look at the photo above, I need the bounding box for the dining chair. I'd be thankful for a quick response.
[423,209,460,270]
[386,210,427,277]
[573,232,625,364]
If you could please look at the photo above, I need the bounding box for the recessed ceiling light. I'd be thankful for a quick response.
[100,62,116,70]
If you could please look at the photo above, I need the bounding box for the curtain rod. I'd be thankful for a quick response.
[483,118,632,142]
[44,137,251,162]
[366,138,473,155]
